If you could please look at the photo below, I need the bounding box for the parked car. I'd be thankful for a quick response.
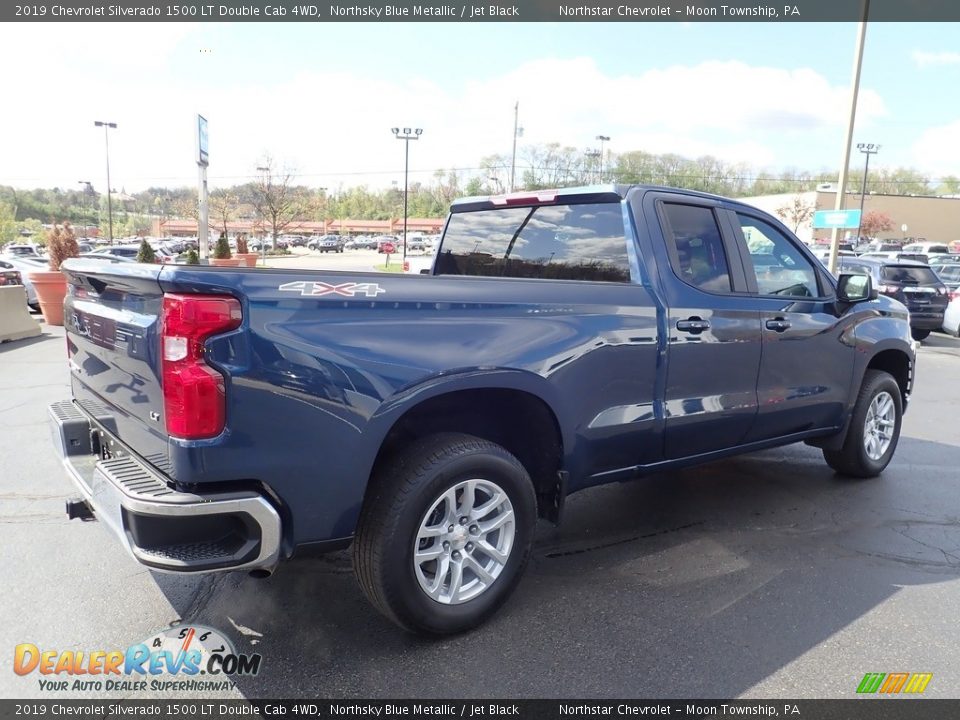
[933,263,960,291]
[1,243,42,257]
[839,256,949,340]
[0,256,41,309]
[0,262,24,290]
[943,287,960,337]
[308,235,345,253]
[350,236,378,250]
[50,184,916,635]
[929,253,960,267]
[902,242,951,257]
[86,245,141,261]
[405,235,427,252]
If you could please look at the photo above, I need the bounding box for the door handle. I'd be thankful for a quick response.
[765,318,792,332]
[676,317,711,334]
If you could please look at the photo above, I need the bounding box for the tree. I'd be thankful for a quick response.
[136,238,157,263]
[0,203,17,246]
[213,234,232,259]
[775,194,816,233]
[251,158,310,250]
[860,211,895,238]
[209,189,238,236]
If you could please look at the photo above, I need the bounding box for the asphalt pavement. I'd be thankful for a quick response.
[3,311,960,700]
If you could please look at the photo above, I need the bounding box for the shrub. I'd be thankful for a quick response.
[185,247,200,265]
[236,234,248,254]
[47,223,80,271]
[213,234,232,259]
[136,238,157,263]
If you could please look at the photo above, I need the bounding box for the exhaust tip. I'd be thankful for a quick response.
[65,497,95,522]
[248,569,272,579]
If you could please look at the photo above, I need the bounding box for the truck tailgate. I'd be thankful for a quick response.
[62,260,170,473]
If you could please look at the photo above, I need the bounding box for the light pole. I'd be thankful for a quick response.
[77,181,93,238]
[854,143,880,245]
[585,149,601,183]
[391,127,422,260]
[596,135,610,182]
[256,165,270,259]
[94,121,117,243]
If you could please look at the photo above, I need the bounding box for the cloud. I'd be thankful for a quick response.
[0,39,887,191]
[912,50,960,68]
[913,119,960,176]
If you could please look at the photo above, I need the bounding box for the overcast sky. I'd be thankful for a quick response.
[1,21,958,193]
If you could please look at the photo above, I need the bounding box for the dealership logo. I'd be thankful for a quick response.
[13,625,262,692]
[279,280,385,297]
[856,672,933,694]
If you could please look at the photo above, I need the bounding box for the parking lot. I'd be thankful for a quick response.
[3,313,960,699]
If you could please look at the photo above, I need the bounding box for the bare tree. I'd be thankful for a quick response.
[251,158,309,250]
[775,193,816,233]
[209,188,238,237]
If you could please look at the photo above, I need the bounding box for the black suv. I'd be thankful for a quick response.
[839,257,949,340]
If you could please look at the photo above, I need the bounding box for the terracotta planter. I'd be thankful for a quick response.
[209,257,242,267]
[236,253,260,268]
[28,269,67,326]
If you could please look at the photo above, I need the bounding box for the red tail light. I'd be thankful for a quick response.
[160,294,242,439]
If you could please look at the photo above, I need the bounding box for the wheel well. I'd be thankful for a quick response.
[867,349,911,402]
[373,389,564,518]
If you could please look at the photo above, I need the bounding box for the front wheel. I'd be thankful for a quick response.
[823,369,903,478]
[911,329,931,341]
[353,433,537,635]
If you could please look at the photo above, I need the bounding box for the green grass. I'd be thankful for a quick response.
[375,263,404,273]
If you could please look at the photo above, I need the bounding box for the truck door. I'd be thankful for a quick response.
[641,193,762,459]
[726,210,855,440]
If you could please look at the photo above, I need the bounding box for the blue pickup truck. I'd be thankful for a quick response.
[50,185,914,634]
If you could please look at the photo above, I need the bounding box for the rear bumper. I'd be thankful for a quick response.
[909,311,946,330]
[49,400,282,574]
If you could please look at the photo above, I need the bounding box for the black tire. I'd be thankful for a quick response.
[353,432,537,635]
[823,369,903,478]
[911,329,931,341]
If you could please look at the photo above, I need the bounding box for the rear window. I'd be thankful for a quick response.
[436,203,630,282]
[881,266,940,284]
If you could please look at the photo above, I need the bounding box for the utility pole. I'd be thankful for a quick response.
[196,114,210,262]
[596,135,610,182]
[509,101,519,192]
[94,121,117,243]
[827,0,870,276]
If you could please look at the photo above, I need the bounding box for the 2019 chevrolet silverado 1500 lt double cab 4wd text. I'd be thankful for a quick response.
[49,185,915,634]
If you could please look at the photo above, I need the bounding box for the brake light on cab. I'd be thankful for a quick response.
[160,294,242,439]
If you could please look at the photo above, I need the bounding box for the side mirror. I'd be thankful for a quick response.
[837,272,875,303]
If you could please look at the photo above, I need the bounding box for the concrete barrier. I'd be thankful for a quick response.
[0,285,41,343]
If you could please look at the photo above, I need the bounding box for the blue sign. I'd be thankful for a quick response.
[812,209,861,229]
[197,114,209,166]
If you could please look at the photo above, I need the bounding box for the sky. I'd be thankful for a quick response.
[1,20,958,193]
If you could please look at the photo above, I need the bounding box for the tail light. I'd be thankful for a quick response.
[878,284,898,294]
[160,294,242,439]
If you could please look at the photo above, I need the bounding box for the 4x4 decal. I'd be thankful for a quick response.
[278,281,385,298]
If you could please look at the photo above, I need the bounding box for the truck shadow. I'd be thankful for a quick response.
[153,435,960,698]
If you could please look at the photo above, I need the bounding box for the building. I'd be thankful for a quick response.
[737,188,960,246]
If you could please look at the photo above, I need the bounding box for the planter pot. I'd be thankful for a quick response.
[209,258,242,267]
[236,253,260,268]
[28,269,67,326]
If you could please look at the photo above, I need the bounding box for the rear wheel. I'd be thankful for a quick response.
[911,329,931,341]
[823,369,902,478]
[353,433,536,635]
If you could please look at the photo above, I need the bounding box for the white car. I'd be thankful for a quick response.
[944,289,960,337]
[0,255,44,309]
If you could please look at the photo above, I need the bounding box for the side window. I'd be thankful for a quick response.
[737,214,821,298]
[436,203,631,282]
[661,203,732,293]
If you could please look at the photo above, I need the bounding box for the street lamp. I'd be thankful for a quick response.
[77,181,93,238]
[855,143,880,245]
[391,127,422,260]
[585,149,601,183]
[596,135,610,182]
[94,121,117,243]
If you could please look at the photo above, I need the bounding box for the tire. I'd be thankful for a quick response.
[353,432,537,635]
[823,369,903,478]
[911,329,931,341]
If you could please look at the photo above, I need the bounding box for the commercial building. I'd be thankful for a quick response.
[737,187,960,246]
[151,216,444,239]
